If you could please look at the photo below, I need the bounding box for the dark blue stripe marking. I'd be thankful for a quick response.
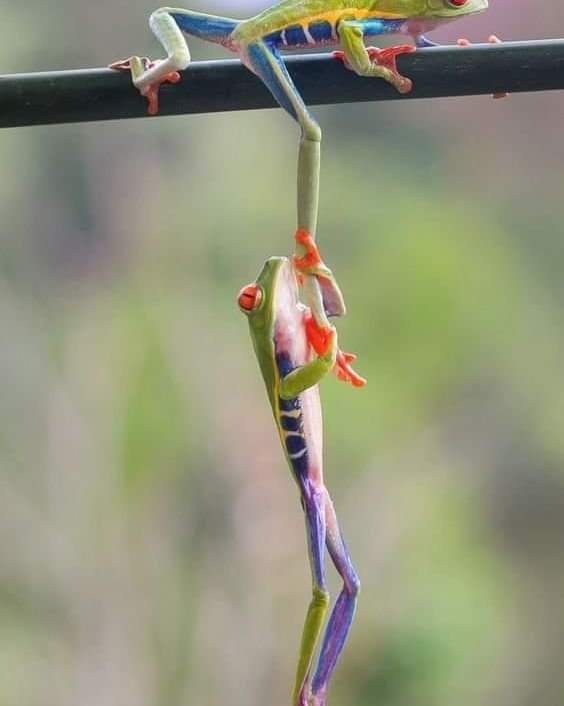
[309,21,333,43]
[265,16,404,49]
[286,434,306,456]
[291,449,309,477]
[285,25,308,46]
[279,396,299,411]
[276,351,295,378]
[277,352,299,409]
[280,415,301,432]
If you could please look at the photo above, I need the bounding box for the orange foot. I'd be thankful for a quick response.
[335,350,366,388]
[293,228,323,279]
[457,35,506,99]
[305,314,367,389]
[109,57,181,115]
[334,44,416,94]
[293,229,345,318]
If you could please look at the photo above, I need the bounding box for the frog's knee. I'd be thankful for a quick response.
[302,121,322,142]
[313,586,330,608]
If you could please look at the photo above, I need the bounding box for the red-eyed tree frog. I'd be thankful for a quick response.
[238,252,364,706]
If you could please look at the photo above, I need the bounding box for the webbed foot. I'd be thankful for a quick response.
[334,44,416,94]
[109,56,181,115]
[335,350,366,388]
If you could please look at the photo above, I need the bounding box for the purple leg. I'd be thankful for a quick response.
[310,492,360,706]
[293,479,330,706]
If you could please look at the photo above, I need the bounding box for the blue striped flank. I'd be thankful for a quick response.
[286,434,306,456]
[309,21,333,43]
[280,415,301,432]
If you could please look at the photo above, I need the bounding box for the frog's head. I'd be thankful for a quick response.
[238,256,297,333]
[423,0,488,18]
[239,257,298,400]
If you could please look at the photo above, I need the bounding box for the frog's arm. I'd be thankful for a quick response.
[279,341,336,400]
[280,314,366,400]
[336,21,415,93]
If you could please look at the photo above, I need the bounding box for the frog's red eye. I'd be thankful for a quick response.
[238,284,262,312]
[449,0,468,5]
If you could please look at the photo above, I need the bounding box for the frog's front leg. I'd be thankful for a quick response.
[279,330,337,400]
[335,21,415,94]
[279,312,365,399]
[111,7,238,114]
[293,232,366,389]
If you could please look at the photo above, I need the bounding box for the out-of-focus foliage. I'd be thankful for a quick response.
[1,2,564,705]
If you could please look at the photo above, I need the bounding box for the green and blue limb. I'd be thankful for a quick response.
[310,494,360,706]
[288,435,360,706]
[293,479,330,706]
[111,8,239,113]
[292,485,361,706]
[239,38,338,330]
[289,478,360,706]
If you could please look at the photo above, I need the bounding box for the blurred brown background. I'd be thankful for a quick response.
[1,2,564,705]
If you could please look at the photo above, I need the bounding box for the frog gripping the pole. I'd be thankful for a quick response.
[238,256,363,706]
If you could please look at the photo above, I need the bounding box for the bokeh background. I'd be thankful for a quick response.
[2,2,564,705]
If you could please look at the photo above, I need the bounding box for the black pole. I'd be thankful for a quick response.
[1,39,564,128]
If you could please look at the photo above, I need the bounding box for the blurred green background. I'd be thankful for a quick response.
[2,2,564,705]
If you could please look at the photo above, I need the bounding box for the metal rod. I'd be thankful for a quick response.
[1,39,563,128]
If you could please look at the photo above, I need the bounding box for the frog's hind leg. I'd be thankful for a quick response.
[243,41,321,234]
[111,7,238,113]
[243,41,344,327]
[292,479,330,706]
[310,491,360,706]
